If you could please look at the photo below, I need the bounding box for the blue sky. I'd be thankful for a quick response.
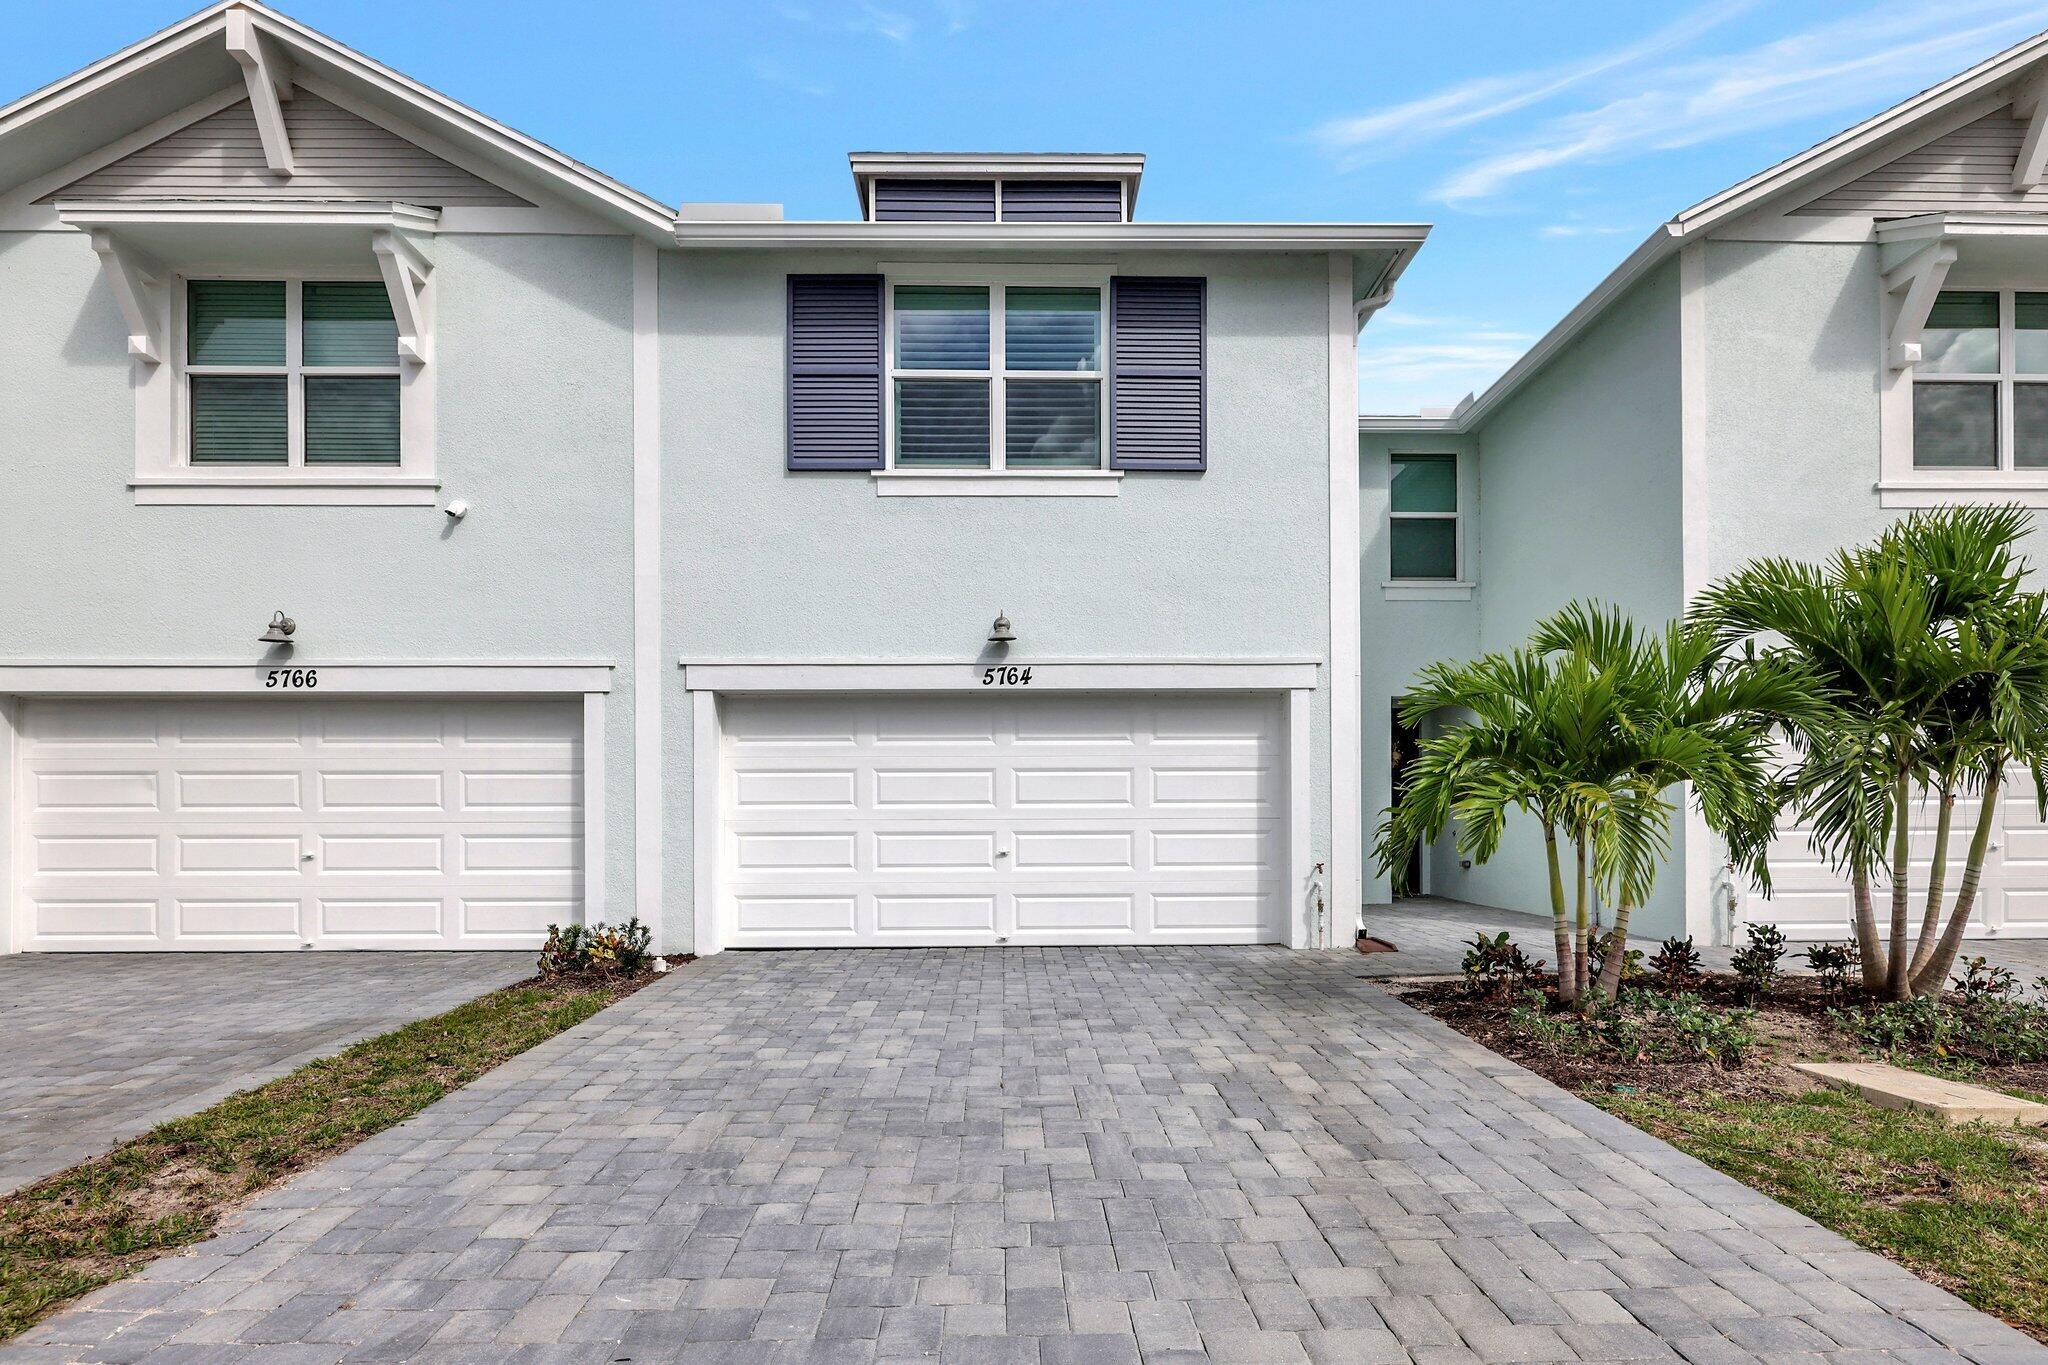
[8,0,2048,413]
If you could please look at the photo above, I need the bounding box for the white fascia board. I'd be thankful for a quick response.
[673,220,1430,254]
[0,661,614,695]
[1357,414,1463,434]
[0,1,675,240]
[57,198,440,233]
[849,152,1147,179]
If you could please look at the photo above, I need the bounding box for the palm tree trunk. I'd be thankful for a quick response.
[1852,867,1884,993]
[1886,769,1912,1000]
[1544,824,1572,1005]
[1595,903,1636,998]
[1911,766,2003,998]
[1573,833,1591,1007]
[1908,789,1954,981]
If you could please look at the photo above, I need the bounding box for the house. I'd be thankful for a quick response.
[1361,30,2048,945]
[0,2,1424,954]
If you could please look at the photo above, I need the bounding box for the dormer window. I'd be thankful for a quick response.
[850,154,1144,224]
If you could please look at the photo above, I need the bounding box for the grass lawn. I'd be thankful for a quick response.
[1600,1086,2048,1335]
[0,971,659,1343]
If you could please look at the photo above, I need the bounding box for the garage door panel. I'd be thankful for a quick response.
[720,692,1287,947]
[20,698,583,950]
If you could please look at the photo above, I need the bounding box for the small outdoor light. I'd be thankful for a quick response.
[260,611,296,646]
[987,611,1016,645]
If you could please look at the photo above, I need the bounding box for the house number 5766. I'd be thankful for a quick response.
[264,668,318,689]
[981,666,1032,687]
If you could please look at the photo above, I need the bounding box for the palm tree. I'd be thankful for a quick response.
[1696,506,2048,1000]
[1378,603,1806,1006]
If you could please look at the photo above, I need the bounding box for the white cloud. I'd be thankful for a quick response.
[1311,0,2048,204]
[1540,223,1633,238]
[851,3,916,44]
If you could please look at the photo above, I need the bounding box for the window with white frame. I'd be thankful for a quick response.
[1389,453,1459,580]
[1913,289,2048,471]
[184,277,401,468]
[889,282,1105,470]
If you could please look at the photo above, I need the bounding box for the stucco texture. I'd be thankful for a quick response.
[659,249,1336,953]
[0,229,641,929]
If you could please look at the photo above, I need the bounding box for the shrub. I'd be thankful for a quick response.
[1730,923,1787,1000]
[1510,999,1590,1055]
[1648,936,1703,992]
[1590,936,1645,990]
[1461,931,1544,998]
[1954,956,2018,1004]
[1838,993,1954,1056]
[1804,941,1859,1003]
[539,917,654,978]
[1647,992,1758,1067]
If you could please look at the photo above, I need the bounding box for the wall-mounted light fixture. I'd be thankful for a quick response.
[260,611,296,646]
[987,611,1015,645]
[444,499,469,521]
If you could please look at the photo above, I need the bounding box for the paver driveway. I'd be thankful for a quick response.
[12,947,2044,1363]
[0,952,531,1195]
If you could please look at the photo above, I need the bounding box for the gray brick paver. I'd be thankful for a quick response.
[9,946,2041,1362]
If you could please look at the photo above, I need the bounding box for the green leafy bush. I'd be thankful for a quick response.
[1591,936,1645,990]
[1508,985,1757,1068]
[538,917,654,978]
[1649,936,1703,991]
[1804,941,1859,1003]
[1832,976,2048,1066]
[1730,923,1787,1000]
[1461,931,1544,998]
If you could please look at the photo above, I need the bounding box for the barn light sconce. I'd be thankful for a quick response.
[987,611,1016,645]
[260,611,296,646]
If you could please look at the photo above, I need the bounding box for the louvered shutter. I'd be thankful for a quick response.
[871,178,997,221]
[1000,180,1123,222]
[787,274,885,471]
[1109,277,1206,472]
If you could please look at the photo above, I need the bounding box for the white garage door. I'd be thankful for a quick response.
[18,697,583,951]
[1749,771,2048,939]
[718,692,1289,947]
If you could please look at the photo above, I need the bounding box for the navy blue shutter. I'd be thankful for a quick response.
[1109,278,1206,472]
[787,275,884,471]
[872,179,997,221]
[1000,180,1124,222]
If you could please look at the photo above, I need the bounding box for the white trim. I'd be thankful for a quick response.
[1679,240,1716,944]
[1328,252,1361,948]
[2015,70,2048,189]
[1380,581,1475,601]
[632,239,663,933]
[677,220,1430,253]
[881,261,1115,283]
[224,7,295,176]
[1288,687,1315,950]
[1882,240,1959,370]
[1881,280,2048,503]
[1,86,248,212]
[851,152,1145,179]
[680,660,1318,693]
[581,691,606,926]
[130,477,440,506]
[56,199,441,235]
[0,699,18,956]
[692,689,720,956]
[0,661,613,695]
[872,471,1120,497]
[85,228,167,363]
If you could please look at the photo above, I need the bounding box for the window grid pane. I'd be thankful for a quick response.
[1912,381,1999,469]
[1390,454,1457,513]
[1005,287,1101,371]
[303,282,399,367]
[190,375,288,464]
[1006,380,1100,467]
[1921,290,1999,375]
[896,379,991,467]
[188,280,285,366]
[2016,383,2048,469]
[896,287,990,370]
[1391,518,1457,580]
[305,377,401,465]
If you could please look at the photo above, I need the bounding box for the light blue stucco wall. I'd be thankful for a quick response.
[0,228,641,922]
[1395,258,1691,941]
[660,249,1338,952]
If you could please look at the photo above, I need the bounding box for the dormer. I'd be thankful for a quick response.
[849,152,1144,224]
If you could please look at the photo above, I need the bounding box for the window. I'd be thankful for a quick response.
[889,282,1105,471]
[1389,453,1460,581]
[1913,289,2048,471]
[185,278,401,469]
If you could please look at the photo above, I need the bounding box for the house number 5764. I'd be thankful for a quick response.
[981,666,1032,687]
[264,668,318,689]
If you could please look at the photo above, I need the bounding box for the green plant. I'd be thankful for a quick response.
[1840,994,1955,1056]
[1591,936,1645,990]
[1730,922,1787,1000]
[1804,941,1860,1003]
[1646,992,1758,1067]
[1460,931,1543,998]
[538,917,654,978]
[1954,956,2018,1004]
[1649,935,1703,991]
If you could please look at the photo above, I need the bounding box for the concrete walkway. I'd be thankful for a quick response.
[0,952,532,1196]
[11,947,2041,1363]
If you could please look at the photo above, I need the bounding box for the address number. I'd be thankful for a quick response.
[264,668,319,689]
[981,666,1033,687]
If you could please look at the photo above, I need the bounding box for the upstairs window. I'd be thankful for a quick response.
[1913,289,2048,471]
[891,283,1104,470]
[186,278,400,468]
[1389,453,1460,581]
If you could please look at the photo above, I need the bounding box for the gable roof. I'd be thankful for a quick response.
[0,0,672,237]
[1362,25,2048,436]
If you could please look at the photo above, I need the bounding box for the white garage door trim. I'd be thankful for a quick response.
[681,661,1320,953]
[0,662,612,954]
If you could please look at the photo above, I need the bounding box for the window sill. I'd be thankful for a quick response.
[1878,478,2048,509]
[131,475,441,507]
[1382,580,1476,601]
[871,470,1122,498]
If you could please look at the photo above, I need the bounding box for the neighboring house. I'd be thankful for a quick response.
[0,2,1424,954]
[1362,31,2048,945]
